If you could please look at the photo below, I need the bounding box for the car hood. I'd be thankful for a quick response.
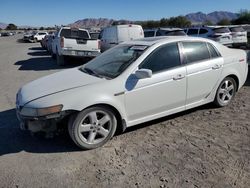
[19,68,104,105]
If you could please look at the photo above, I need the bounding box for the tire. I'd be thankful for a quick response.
[56,52,65,66]
[214,77,237,107]
[68,106,117,150]
[51,53,56,59]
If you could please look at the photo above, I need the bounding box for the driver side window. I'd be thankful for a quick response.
[139,43,181,74]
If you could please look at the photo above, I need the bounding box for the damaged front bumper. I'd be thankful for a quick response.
[16,107,67,133]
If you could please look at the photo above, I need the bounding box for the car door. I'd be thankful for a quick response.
[182,41,223,107]
[125,43,186,123]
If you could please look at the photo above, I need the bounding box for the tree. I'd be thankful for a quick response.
[217,19,231,25]
[160,18,169,27]
[168,16,191,28]
[202,19,213,26]
[232,10,250,24]
[39,27,44,30]
[5,23,17,30]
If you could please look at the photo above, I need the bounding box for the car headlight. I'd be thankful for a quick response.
[20,104,63,117]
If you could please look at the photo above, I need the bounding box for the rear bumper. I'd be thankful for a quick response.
[61,49,101,58]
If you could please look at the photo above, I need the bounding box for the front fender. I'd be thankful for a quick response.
[25,85,128,123]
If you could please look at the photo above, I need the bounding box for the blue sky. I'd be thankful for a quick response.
[0,0,249,26]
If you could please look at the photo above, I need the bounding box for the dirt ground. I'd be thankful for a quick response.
[0,35,250,188]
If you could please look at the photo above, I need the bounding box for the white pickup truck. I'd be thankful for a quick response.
[52,27,101,66]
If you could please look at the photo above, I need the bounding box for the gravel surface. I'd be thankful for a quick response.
[0,35,250,188]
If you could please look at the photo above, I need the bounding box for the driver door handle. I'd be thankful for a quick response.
[173,74,185,81]
[212,64,222,70]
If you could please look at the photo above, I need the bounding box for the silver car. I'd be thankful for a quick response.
[16,36,248,149]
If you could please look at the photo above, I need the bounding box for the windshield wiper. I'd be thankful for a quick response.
[81,67,104,79]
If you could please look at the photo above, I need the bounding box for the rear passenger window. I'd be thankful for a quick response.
[139,43,181,73]
[187,29,198,35]
[207,43,221,58]
[182,42,210,63]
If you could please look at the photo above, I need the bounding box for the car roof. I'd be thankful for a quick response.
[61,27,88,31]
[144,28,183,32]
[123,36,214,46]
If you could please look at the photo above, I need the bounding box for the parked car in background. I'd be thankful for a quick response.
[33,31,48,42]
[23,31,46,42]
[185,26,233,46]
[16,36,248,150]
[51,27,101,65]
[1,32,12,37]
[144,28,187,37]
[40,34,49,49]
[242,25,250,38]
[99,24,144,52]
[229,26,248,47]
[23,32,35,42]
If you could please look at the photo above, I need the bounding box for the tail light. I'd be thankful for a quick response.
[239,59,245,63]
[60,37,64,48]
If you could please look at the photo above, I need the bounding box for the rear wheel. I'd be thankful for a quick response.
[214,77,237,107]
[56,52,65,66]
[68,106,117,150]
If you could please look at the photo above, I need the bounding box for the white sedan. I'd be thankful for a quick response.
[16,36,248,149]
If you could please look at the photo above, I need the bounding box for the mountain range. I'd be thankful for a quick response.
[69,11,238,28]
[185,11,238,24]
[0,22,7,29]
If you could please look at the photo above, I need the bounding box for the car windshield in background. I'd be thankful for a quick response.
[90,33,100,39]
[230,27,245,32]
[144,31,155,37]
[81,45,148,79]
[60,29,90,39]
[165,30,186,36]
[213,27,230,33]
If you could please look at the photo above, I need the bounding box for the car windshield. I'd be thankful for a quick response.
[144,31,155,37]
[90,33,100,39]
[80,45,148,79]
[165,30,186,36]
[60,29,90,39]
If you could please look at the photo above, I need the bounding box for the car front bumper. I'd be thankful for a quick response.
[16,106,66,133]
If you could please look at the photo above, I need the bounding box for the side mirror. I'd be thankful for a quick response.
[135,69,152,79]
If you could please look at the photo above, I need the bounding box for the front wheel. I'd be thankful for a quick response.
[68,106,117,150]
[214,77,237,107]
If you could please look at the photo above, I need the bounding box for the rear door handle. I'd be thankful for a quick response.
[173,74,185,80]
[212,64,222,70]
